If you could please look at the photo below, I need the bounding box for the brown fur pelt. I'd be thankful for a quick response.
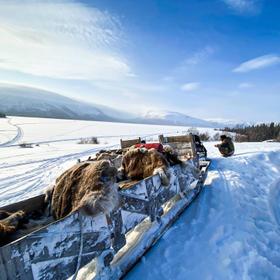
[49,160,119,220]
[95,149,122,160]
[121,147,171,186]
[0,210,26,240]
[95,151,123,170]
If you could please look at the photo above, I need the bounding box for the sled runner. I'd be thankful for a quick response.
[0,134,210,280]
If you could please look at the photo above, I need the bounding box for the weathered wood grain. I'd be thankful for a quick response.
[0,133,209,280]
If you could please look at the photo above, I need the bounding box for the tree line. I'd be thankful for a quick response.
[0,112,6,118]
[224,123,280,142]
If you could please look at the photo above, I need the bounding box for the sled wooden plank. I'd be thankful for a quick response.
[168,142,192,149]
[159,134,198,166]
[121,211,147,234]
[115,160,211,279]
[0,139,210,280]
[120,138,141,149]
[166,135,193,143]
[31,251,113,280]
[107,211,126,252]
[0,253,8,280]
[0,212,112,280]
[120,195,150,215]
[110,170,207,279]
[0,194,45,214]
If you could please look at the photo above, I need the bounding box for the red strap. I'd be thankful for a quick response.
[135,143,164,153]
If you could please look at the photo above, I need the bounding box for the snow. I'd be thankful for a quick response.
[0,118,18,145]
[0,116,216,206]
[0,116,217,145]
[125,142,280,280]
[1,116,280,279]
[143,110,219,127]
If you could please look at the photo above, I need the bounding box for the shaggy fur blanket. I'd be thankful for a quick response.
[0,210,26,242]
[121,147,171,185]
[49,160,119,220]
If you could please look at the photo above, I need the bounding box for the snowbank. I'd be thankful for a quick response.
[1,116,280,279]
[125,143,280,279]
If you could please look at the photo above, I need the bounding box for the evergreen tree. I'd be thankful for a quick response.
[224,123,280,142]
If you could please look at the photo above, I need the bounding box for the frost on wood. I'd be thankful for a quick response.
[0,160,204,280]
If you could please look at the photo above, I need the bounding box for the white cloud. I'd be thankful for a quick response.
[181,82,200,92]
[183,46,215,66]
[238,82,254,88]
[233,54,280,73]
[222,0,259,13]
[0,1,132,81]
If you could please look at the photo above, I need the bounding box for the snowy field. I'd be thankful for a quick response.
[1,116,280,279]
[0,116,215,206]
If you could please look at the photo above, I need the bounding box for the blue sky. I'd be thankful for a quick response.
[0,0,279,122]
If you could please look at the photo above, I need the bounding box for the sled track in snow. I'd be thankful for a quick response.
[0,118,23,147]
[0,131,169,206]
[213,158,235,209]
[0,143,119,206]
[269,178,280,228]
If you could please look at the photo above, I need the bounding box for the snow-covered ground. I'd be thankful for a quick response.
[0,116,215,206]
[125,142,280,280]
[0,116,217,145]
[1,116,280,279]
[0,118,19,146]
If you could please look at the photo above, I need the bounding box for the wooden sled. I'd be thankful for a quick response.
[0,134,210,280]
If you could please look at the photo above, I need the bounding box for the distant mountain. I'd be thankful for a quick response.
[0,85,119,122]
[0,84,224,128]
[92,103,138,121]
[136,111,221,128]
[206,118,254,128]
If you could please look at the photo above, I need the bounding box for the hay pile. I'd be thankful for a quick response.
[49,160,119,220]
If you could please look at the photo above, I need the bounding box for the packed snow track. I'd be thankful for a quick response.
[1,116,280,279]
[125,144,280,280]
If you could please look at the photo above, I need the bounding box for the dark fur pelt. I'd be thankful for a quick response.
[162,145,182,166]
[95,149,122,160]
[95,150,123,170]
[0,210,26,241]
[49,160,119,220]
[121,147,171,185]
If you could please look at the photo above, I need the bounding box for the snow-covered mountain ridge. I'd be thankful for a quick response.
[0,84,224,128]
[142,111,221,128]
[0,84,114,122]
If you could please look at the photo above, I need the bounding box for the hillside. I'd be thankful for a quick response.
[0,84,222,128]
[0,85,116,122]
[140,111,220,128]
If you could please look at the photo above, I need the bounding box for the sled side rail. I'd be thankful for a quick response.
[118,163,198,233]
[159,134,199,167]
[0,194,45,215]
[120,138,141,149]
[65,160,207,280]
[0,212,114,280]
[0,159,210,280]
